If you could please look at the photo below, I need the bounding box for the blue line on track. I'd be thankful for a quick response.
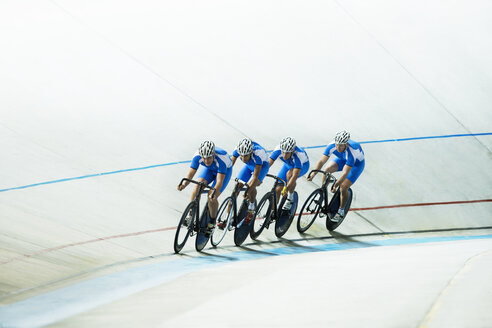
[1,234,491,327]
[1,132,490,193]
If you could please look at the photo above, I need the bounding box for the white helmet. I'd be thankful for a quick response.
[237,138,253,156]
[334,130,350,144]
[280,137,296,152]
[198,140,215,158]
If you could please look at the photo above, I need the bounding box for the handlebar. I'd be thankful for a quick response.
[179,178,216,198]
[307,169,335,182]
[265,174,287,186]
[233,178,251,194]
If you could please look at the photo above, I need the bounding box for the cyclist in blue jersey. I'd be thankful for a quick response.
[269,137,310,210]
[307,130,365,221]
[177,140,233,234]
[227,138,270,225]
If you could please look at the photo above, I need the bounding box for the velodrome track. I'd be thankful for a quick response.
[1,0,492,327]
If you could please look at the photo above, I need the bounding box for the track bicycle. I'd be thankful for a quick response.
[174,178,216,253]
[296,169,353,233]
[250,174,299,240]
[211,179,255,247]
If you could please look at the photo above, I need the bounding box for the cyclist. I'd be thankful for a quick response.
[177,140,233,234]
[227,138,270,225]
[307,130,365,222]
[269,137,310,210]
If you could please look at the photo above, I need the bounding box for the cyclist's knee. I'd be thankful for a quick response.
[340,180,352,191]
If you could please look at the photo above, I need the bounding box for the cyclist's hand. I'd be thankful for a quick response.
[208,189,217,201]
[306,174,314,182]
[331,182,338,193]
[177,181,188,191]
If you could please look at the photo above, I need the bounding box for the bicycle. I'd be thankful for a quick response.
[250,174,299,240]
[211,179,254,247]
[174,178,216,253]
[296,169,353,233]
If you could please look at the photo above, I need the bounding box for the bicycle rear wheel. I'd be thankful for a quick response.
[297,189,323,233]
[174,202,196,253]
[275,192,298,238]
[234,199,251,246]
[195,204,212,252]
[250,192,273,240]
[326,188,353,231]
[211,197,233,247]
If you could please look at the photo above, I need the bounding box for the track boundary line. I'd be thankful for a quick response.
[2,198,491,265]
[1,132,491,193]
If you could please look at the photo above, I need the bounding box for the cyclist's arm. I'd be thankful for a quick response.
[178,168,197,190]
[211,173,225,199]
[231,149,240,166]
[332,165,352,191]
[269,148,281,167]
[308,155,329,180]
[249,164,262,187]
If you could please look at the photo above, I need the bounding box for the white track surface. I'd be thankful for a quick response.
[1,1,491,327]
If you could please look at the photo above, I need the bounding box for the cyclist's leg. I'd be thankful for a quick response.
[340,161,364,209]
[237,165,252,196]
[324,157,344,182]
[192,167,215,201]
[339,179,353,210]
[275,164,291,204]
[286,161,309,192]
[247,163,269,204]
[209,167,233,220]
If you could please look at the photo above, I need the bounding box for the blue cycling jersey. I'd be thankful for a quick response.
[232,141,269,171]
[190,147,233,174]
[269,145,309,169]
[323,140,365,167]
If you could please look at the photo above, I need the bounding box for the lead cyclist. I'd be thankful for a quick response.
[307,130,365,221]
[177,140,233,235]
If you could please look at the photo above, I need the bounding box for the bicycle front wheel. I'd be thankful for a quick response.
[250,192,273,240]
[297,189,323,233]
[174,202,196,253]
[211,197,233,247]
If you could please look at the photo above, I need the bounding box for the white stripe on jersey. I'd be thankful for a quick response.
[253,148,269,163]
[215,152,233,168]
[295,150,309,165]
[348,146,364,162]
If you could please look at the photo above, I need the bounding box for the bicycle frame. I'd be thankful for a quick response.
[307,169,336,214]
[265,173,287,223]
[230,179,251,227]
[178,178,216,234]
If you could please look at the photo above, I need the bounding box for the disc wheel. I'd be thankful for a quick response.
[195,204,211,252]
[250,192,273,240]
[326,189,353,231]
[275,192,298,238]
[233,200,252,246]
[174,202,196,253]
[297,189,323,233]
